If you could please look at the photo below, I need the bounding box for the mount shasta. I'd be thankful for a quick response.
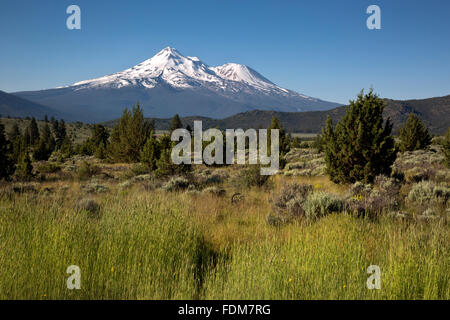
[13,47,340,122]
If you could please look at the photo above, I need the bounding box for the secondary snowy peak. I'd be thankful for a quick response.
[211,63,275,89]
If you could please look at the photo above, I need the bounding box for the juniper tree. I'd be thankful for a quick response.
[108,104,151,163]
[322,89,397,184]
[268,117,289,152]
[444,127,450,168]
[53,119,67,150]
[170,114,183,134]
[14,150,33,181]
[80,124,110,156]
[8,123,21,141]
[140,131,159,170]
[0,123,15,180]
[25,117,40,146]
[34,122,55,161]
[398,113,432,152]
[268,116,290,168]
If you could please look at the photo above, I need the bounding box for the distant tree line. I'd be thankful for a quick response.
[0,116,71,180]
[1,92,447,183]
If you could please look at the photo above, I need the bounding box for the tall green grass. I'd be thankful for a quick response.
[0,187,448,299]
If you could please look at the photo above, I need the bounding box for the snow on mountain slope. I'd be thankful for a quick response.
[13,47,341,122]
[70,47,316,100]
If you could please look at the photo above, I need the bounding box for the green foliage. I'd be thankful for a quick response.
[322,89,397,183]
[79,124,109,158]
[0,123,15,180]
[443,127,450,168]
[140,131,159,170]
[52,119,67,150]
[24,117,40,147]
[14,151,33,181]
[240,165,271,188]
[108,104,151,163]
[36,162,61,174]
[33,123,55,161]
[77,161,101,181]
[398,113,432,152]
[268,116,290,156]
[312,134,324,152]
[154,134,191,177]
[290,136,302,149]
[170,114,183,133]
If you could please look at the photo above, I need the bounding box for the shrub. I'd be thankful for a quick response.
[163,177,190,192]
[346,177,401,217]
[303,192,344,220]
[273,183,313,218]
[202,186,226,197]
[36,162,61,174]
[406,181,449,206]
[77,161,101,180]
[82,182,109,194]
[240,165,271,188]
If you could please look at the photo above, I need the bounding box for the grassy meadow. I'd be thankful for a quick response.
[0,144,448,300]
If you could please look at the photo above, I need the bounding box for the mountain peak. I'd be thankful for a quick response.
[68,46,336,110]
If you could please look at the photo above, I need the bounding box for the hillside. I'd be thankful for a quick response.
[0,90,64,120]
[104,95,450,135]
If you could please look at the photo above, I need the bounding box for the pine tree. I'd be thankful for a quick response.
[443,127,450,168]
[322,89,397,184]
[398,113,432,152]
[170,114,183,134]
[0,123,15,180]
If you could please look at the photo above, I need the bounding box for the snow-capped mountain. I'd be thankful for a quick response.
[14,47,340,122]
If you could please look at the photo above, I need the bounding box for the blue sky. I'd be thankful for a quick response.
[0,0,449,104]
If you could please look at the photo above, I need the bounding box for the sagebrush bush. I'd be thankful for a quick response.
[36,162,61,174]
[407,181,435,205]
[273,183,313,216]
[407,181,449,206]
[76,198,101,216]
[202,186,226,197]
[82,182,109,194]
[303,192,344,220]
[163,177,190,192]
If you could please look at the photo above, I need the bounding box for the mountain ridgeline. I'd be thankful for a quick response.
[103,95,450,135]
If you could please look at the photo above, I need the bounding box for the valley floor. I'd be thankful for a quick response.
[0,147,448,299]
